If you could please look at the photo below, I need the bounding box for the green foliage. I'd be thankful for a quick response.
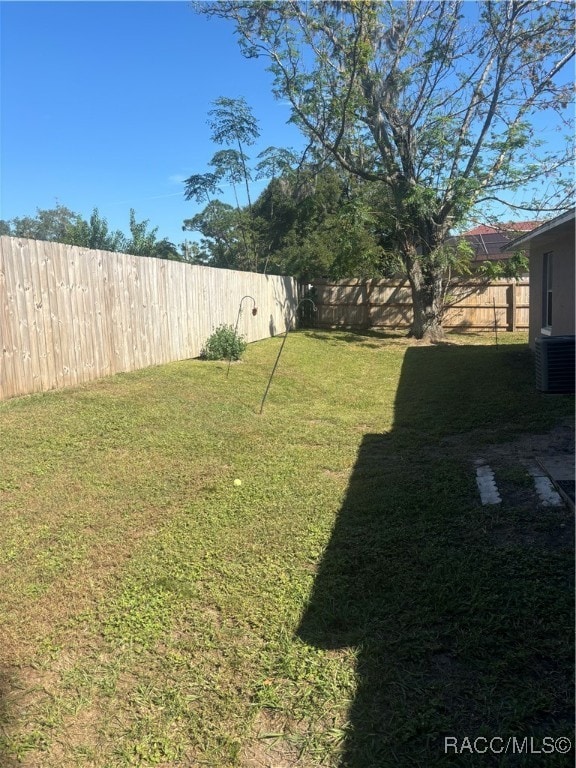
[201,324,247,361]
[200,0,574,337]
[478,251,530,279]
[252,165,388,278]
[64,207,127,252]
[255,146,299,181]
[3,204,182,260]
[207,96,259,149]
[184,161,395,279]
[183,200,246,269]
[126,207,159,256]
[182,96,390,278]
[183,172,222,204]
[124,209,179,260]
[1,204,83,242]
[430,238,475,275]
[210,149,248,189]
[151,238,182,261]
[184,97,262,270]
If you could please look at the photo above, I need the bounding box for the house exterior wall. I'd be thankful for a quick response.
[528,228,575,348]
[528,253,543,348]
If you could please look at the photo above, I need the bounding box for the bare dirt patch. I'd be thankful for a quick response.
[243,709,316,768]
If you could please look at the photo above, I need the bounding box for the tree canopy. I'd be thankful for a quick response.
[199,0,575,338]
[184,97,262,269]
[182,96,389,276]
[63,208,127,253]
[252,165,387,279]
[0,204,82,243]
[1,206,182,261]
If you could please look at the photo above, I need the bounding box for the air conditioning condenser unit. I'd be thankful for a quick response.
[535,335,575,394]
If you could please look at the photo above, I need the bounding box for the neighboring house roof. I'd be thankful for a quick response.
[464,222,540,236]
[449,221,540,264]
[506,208,575,251]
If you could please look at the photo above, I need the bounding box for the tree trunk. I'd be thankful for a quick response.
[404,248,446,341]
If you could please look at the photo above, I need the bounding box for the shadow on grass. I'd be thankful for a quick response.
[297,343,574,767]
[303,328,408,347]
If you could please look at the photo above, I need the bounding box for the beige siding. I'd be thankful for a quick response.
[550,234,575,338]
[528,253,544,349]
[528,228,575,348]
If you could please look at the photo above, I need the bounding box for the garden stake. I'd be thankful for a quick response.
[259,298,316,414]
[227,295,257,378]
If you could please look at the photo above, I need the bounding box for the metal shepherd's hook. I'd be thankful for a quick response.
[259,298,317,414]
[227,295,258,378]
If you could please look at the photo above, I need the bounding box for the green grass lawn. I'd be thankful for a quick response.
[0,330,573,767]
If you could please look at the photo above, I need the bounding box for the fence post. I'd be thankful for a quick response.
[365,280,371,328]
[303,276,528,333]
[508,281,517,332]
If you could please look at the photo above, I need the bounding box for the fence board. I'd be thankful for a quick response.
[311,277,529,332]
[15,241,38,392]
[0,237,298,401]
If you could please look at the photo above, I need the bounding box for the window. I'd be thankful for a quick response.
[542,251,553,331]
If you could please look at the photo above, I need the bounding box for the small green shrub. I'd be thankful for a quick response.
[201,324,247,361]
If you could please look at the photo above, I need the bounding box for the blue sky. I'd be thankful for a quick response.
[0,0,305,246]
[1,1,572,247]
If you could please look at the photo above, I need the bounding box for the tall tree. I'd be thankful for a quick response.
[209,148,256,267]
[63,208,127,252]
[255,146,299,184]
[2,204,82,242]
[121,209,181,260]
[183,173,222,206]
[182,200,245,268]
[200,0,574,339]
[184,97,261,270]
[252,164,386,278]
[3,205,183,260]
[208,96,259,215]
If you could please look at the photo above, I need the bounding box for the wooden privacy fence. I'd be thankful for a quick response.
[0,236,298,400]
[310,277,529,332]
